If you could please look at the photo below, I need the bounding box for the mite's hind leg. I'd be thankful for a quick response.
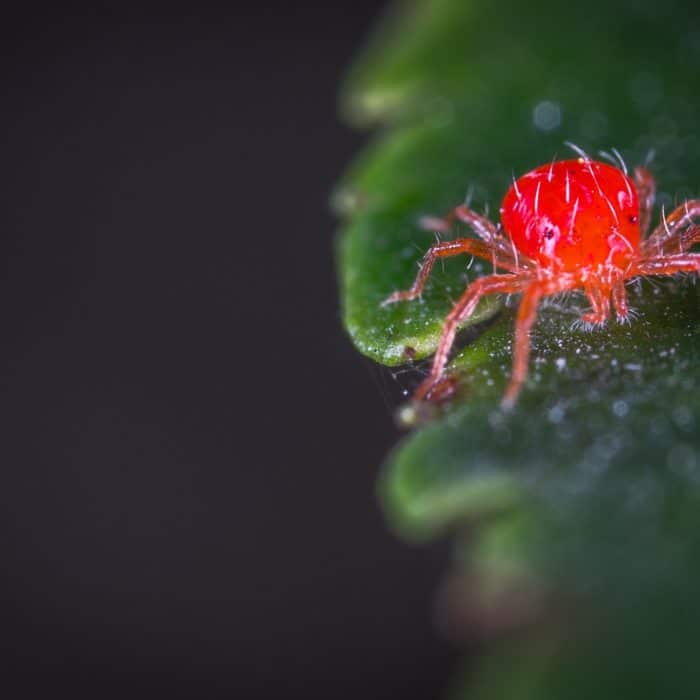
[382,238,496,305]
[413,273,531,401]
[581,285,611,325]
[634,166,656,237]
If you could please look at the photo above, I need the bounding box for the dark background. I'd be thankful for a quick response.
[0,3,458,698]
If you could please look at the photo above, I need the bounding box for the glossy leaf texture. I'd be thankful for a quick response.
[337,0,700,696]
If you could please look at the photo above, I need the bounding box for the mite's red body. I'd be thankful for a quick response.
[501,160,640,270]
[384,155,700,408]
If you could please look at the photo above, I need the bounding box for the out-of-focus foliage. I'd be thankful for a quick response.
[336,0,700,696]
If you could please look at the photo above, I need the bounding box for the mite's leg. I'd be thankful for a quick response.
[631,253,700,277]
[501,282,545,409]
[642,200,700,256]
[383,238,500,305]
[681,225,700,251]
[582,285,611,325]
[634,166,656,238]
[420,204,500,244]
[413,274,532,401]
[612,283,630,322]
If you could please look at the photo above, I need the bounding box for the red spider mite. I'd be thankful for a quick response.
[383,146,700,409]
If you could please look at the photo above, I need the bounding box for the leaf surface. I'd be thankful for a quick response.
[337,0,700,695]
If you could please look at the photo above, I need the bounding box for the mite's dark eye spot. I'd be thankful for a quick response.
[629,215,638,224]
[544,228,555,239]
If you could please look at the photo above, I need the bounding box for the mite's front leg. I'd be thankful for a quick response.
[612,283,630,322]
[581,285,611,325]
[412,273,531,402]
[501,276,580,408]
[501,281,546,409]
[382,238,495,305]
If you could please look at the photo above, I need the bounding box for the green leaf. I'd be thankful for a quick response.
[337,0,700,695]
[382,279,700,539]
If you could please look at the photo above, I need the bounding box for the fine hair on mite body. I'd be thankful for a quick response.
[382,144,700,409]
